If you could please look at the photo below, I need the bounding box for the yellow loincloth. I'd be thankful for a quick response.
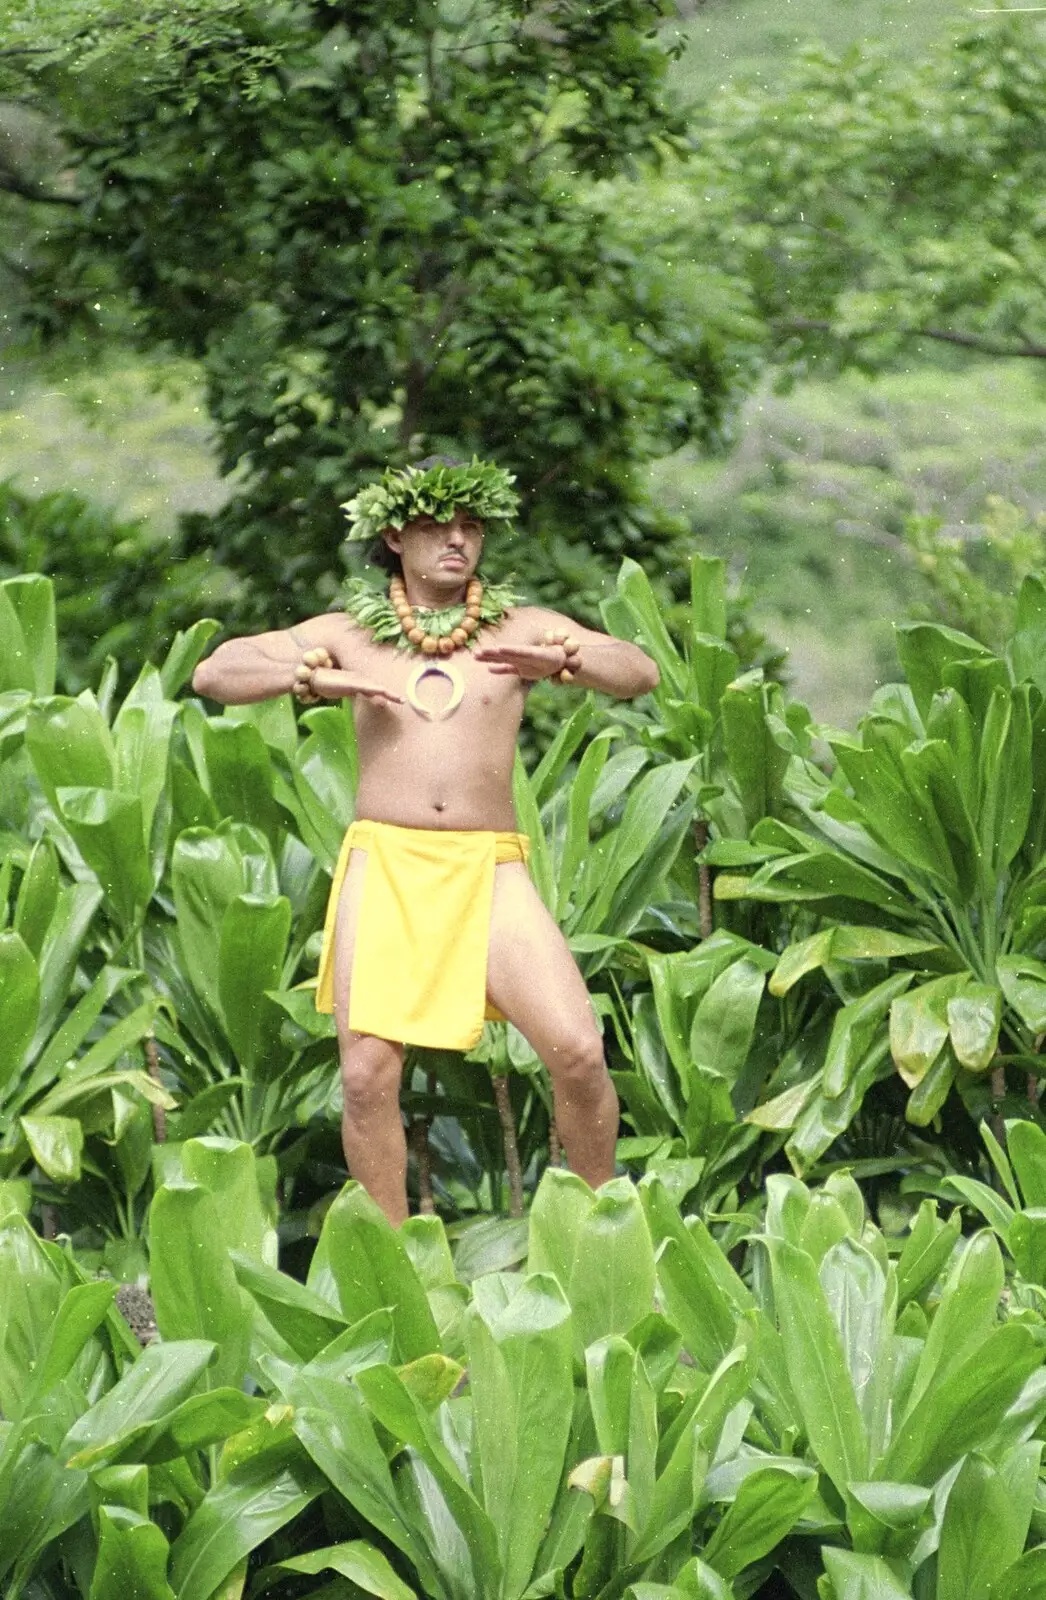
[315,820,530,1049]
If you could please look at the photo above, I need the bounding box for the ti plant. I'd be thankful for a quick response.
[710,580,1046,1166]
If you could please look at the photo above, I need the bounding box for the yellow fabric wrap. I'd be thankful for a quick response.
[315,820,530,1049]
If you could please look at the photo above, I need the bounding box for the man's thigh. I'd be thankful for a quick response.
[485,862,599,1062]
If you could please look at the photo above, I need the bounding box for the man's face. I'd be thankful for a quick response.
[385,507,485,592]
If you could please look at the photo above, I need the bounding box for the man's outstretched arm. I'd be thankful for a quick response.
[476,608,659,700]
[192,617,401,706]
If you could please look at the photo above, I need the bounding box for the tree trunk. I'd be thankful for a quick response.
[493,1073,524,1218]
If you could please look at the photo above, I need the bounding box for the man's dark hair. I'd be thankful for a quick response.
[367,455,469,572]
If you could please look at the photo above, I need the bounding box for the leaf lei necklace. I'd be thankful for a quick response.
[341,573,520,721]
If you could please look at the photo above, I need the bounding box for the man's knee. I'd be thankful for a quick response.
[546,1027,608,1097]
[341,1036,402,1113]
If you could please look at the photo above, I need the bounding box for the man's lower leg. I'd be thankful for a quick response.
[553,1069,619,1191]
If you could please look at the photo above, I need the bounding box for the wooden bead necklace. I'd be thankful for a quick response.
[389,574,484,656]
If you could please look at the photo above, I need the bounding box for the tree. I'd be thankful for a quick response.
[3,0,758,630]
[688,15,1046,374]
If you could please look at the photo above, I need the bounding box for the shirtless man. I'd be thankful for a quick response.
[192,456,658,1223]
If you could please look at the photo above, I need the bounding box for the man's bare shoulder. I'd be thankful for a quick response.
[504,603,602,641]
[500,603,581,634]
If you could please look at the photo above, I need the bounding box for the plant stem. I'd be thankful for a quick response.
[694,816,713,940]
[145,1035,166,1143]
[493,1073,524,1218]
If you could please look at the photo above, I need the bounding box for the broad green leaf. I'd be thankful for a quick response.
[765,1237,868,1493]
[939,1175,1015,1241]
[690,552,728,642]
[827,971,914,1097]
[997,954,1046,1033]
[470,1272,573,1599]
[1007,1119,1046,1207]
[526,1167,595,1291]
[57,786,152,929]
[889,975,966,1089]
[530,693,595,806]
[895,621,992,720]
[721,673,789,828]
[62,1340,218,1462]
[180,1137,277,1266]
[169,1443,325,1600]
[568,1178,656,1351]
[231,1253,348,1360]
[289,1381,440,1589]
[821,1547,915,1600]
[218,894,291,1078]
[881,1324,1042,1485]
[355,1362,501,1582]
[0,930,39,1094]
[20,1114,84,1182]
[171,826,255,1025]
[160,618,220,697]
[149,1184,250,1391]
[72,1389,267,1471]
[557,732,612,921]
[12,837,59,960]
[0,575,56,697]
[689,958,766,1085]
[895,1201,960,1306]
[845,1481,932,1557]
[31,881,103,1051]
[87,1506,176,1600]
[614,558,687,698]
[0,1214,65,1418]
[769,929,837,997]
[818,1238,893,1456]
[265,1540,416,1600]
[905,1044,959,1126]
[113,681,178,846]
[584,759,695,927]
[906,1232,1004,1413]
[992,1549,1046,1600]
[1008,1210,1046,1284]
[203,717,283,841]
[947,984,1002,1072]
[937,1446,1040,1600]
[26,696,115,805]
[702,1466,817,1581]
[307,1182,439,1362]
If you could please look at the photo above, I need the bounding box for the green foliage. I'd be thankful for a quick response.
[8,0,756,630]
[10,1154,1046,1597]
[690,16,1046,371]
[707,586,1046,1166]
[0,480,232,694]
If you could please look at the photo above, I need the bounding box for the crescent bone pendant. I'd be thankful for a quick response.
[405,660,465,721]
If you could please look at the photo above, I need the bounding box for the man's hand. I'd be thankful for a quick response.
[476,630,582,683]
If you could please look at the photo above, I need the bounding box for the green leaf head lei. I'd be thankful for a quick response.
[340,455,521,544]
[339,456,523,646]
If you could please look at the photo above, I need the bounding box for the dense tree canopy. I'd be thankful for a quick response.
[688,15,1046,374]
[4,0,759,629]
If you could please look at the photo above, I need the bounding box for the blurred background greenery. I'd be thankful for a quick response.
[2,0,1045,723]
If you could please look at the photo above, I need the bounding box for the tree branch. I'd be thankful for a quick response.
[776,314,1046,361]
[0,170,79,204]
